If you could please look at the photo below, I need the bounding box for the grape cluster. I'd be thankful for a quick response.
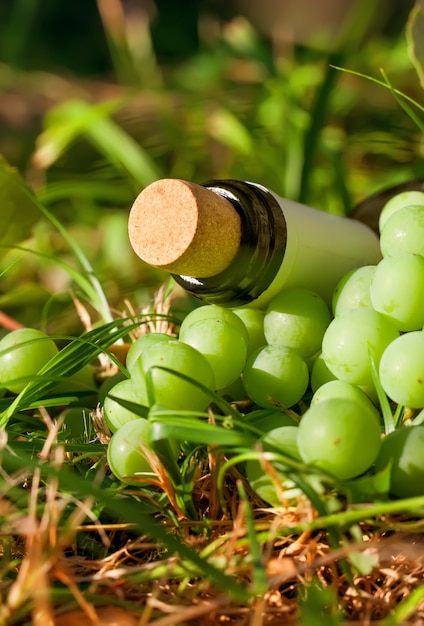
[313,190,424,495]
[103,292,331,484]
[103,190,424,497]
[322,191,424,409]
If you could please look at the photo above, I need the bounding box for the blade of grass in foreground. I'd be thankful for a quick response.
[2,244,101,307]
[237,481,268,596]
[368,351,395,435]
[330,65,424,134]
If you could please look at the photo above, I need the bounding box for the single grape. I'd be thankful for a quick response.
[264,288,331,359]
[310,353,337,393]
[261,425,300,459]
[126,333,172,372]
[370,253,424,331]
[297,398,382,480]
[98,372,127,405]
[103,378,146,432]
[53,363,97,396]
[380,205,424,258]
[218,376,246,401]
[310,353,378,403]
[243,344,309,409]
[321,308,399,387]
[374,425,424,497]
[179,303,249,346]
[379,190,424,232]
[0,328,59,394]
[131,338,215,411]
[379,331,424,408]
[231,307,266,356]
[310,380,380,421]
[179,317,247,389]
[244,408,298,434]
[107,418,156,485]
[332,265,376,317]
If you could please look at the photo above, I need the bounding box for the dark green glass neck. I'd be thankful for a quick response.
[172,179,287,307]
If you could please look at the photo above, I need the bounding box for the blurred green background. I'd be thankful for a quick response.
[0,0,423,333]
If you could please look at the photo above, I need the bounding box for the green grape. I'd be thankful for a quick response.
[243,344,309,409]
[66,364,96,390]
[311,380,380,422]
[179,303,249,346]
[106,418,156,485]
[179,318,247,389]
[374,425,424,497]
[218,376,246,401]
[0,328,59,394]
[370,253,424,332]
[379,331,424,408]
[310,353,337,393]
[310,362,379,405]
[379,191,424,232]
[380,205,424,257]
[126,332,172,372]
[264,288,331,359]
[131,338,215,411]
[53,363,97,396]
[103,378,146,432]
[231,307,266,356]
[321,308,399,387]
[297,398,382,480]
[261,425,300,459]
[332,265,376,317]
[244,408,298,434]
[98,372,127,405]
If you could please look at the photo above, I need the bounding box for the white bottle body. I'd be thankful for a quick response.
[247,184,382,307]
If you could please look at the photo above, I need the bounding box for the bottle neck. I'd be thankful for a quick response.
[172,180,287,307]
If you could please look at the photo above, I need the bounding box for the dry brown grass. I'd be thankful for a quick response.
[2,443,424,626]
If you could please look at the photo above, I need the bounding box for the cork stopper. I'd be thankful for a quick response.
[128,179,242,277]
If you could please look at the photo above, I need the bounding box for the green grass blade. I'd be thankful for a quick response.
[37,180,131,205]
[237,481,268,596]
[299,51,344,204]
[368,350,394,435]
[144,366,245,422]
[2,244,99,305]
[149,411,255,447]
[85,109,161,187]
[331,64,424,122]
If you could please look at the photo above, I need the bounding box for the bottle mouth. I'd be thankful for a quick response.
[172,180,287,307]
[128,178,242,277]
